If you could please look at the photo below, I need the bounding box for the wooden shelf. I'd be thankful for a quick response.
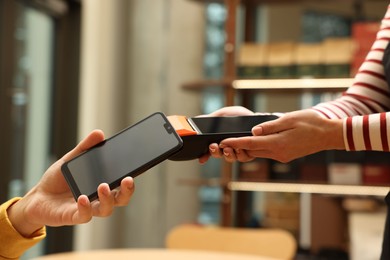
[233,78,353,91]
[182,79,231,90]
[178,178,389,197]
[229,181,389,197]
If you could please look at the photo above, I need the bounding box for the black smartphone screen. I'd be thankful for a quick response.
[61,112,183,200]
[189,115,277,134]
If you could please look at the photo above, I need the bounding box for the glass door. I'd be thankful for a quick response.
[6,2,55,259]
[9,2,55,198]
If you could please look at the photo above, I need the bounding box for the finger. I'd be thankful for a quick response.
[62,130,105,162]
[222,135,282,152]
[221,147,238,163]
[247,149,275,161]
[114,177,134,206]
[234,149,255,162]
[75,195,93,224]
[220,136,259,151]
[198,153,210,164]
[252,117,287,136]
[198,143,221,163]
[94,183,114,217]
[209,143,223,158]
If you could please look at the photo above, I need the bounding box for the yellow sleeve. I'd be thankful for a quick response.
[0,198,46,260]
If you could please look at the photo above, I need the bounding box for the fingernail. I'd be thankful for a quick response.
[78,195,89,206]
[103,185,110,195]
[210,147,216,153]
[224,151,230,157]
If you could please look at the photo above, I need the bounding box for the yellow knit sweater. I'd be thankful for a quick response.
[0,198,46,260]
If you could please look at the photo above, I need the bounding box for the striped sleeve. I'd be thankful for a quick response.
[344,113,390,151]
[312,5,390,152]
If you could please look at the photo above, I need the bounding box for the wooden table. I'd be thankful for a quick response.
[32,248,281,260]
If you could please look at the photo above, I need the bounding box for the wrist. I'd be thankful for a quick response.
[7,192,45,237]
[325,118,345,150]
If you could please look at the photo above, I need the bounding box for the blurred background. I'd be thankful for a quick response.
[0,0,389,260]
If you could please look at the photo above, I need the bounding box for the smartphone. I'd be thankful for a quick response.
[169,115,278,161]
[61,112,183,201]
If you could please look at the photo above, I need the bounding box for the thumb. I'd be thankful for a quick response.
[252,117,284,136]
[62,130,105,162]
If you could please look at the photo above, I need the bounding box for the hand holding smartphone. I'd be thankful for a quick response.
[61,112,183,201]
[168,115,278,161]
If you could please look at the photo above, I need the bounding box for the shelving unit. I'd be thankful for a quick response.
[186,3,390,251]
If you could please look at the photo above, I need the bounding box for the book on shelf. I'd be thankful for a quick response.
[263,192,300,238]
[266,41,295,79]
[237,38,356,81]
[327,150,365,185]
[350,22,380,76]
[328,163,363,185]
[363,164,390,185]
[322,37,354,78]
[294,42,323,78]
[237,43,267,79]
[299,151,328,183]
[269,159,300,181]
[238,158,269,182]
[362,151,390,185]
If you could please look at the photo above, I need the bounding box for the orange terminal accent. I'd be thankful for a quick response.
[167,115,198,136]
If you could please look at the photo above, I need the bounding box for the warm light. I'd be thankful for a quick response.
[229,181,389,197]
[233,78,354,90]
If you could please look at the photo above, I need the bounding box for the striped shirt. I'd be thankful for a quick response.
[312,5,390,152]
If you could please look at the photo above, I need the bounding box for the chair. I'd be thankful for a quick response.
[166,224,297,260]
